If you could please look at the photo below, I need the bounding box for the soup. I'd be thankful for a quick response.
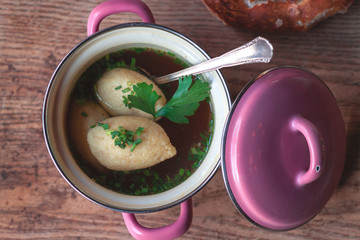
[67,48,213,196]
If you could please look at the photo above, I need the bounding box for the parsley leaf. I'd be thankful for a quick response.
[155,76,210,123]
[127,76,211,124]
[127,82,162,117]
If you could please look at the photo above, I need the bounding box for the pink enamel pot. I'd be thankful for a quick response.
[42,0,346,239]
[43,0,230,239]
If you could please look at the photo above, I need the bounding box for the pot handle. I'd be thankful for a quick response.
[291,115,325,186]
[122,199,193,240]
[87,0,155,36]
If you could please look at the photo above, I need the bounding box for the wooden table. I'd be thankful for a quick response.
[1,0,359,239]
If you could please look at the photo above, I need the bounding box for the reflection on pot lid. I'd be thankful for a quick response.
[222,66,346,230]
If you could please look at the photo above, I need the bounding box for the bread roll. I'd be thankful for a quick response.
[87,116,176,171]
[202,0,354,32]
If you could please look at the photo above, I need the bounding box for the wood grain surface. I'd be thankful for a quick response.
[0,0,359,239]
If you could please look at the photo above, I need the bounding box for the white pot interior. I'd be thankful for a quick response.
[43,23,231,212]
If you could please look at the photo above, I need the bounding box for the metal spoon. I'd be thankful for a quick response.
[153,36,273,85]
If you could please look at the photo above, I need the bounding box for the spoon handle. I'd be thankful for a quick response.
[154,36,273,85]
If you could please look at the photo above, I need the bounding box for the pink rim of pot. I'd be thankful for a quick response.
[87,0,192,239]
[87,0,155,36]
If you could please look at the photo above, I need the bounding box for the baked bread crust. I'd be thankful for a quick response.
[202,0,354,32]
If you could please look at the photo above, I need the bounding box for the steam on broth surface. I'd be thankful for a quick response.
[67,48,213,196]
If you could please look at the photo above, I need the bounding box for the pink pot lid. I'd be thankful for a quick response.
[221,66,346,230]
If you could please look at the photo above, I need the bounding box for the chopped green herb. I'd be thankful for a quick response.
[191,147,197,155]
[167,52,175,57]
[192,162,199,169]
[114,138,125,149]
[115,85,122,90]
[174,58,183,65]
[122,96,130,107]
[90,124,96,128]
[154,173,160,180]
[116,49,125,55]
[110,130,120,138]
[131,57,136,68]
[132,47,146,54]
[181,62,188,68]
[130,138,142,152]
[81,112,88,117]
[120,60,126,67]
[155,51,165,56]
[104,126,144,152]
[135,127,144,136]
[122,87,131,93]
[144,169,150,177]
[125,129,134,136]
[97,123,109,130]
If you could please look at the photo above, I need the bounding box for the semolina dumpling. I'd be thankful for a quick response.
[95,68,166,119]
[87,116,176,171]
[68,100,109,172]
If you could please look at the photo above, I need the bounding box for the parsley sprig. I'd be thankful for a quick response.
[126,76,211,124]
